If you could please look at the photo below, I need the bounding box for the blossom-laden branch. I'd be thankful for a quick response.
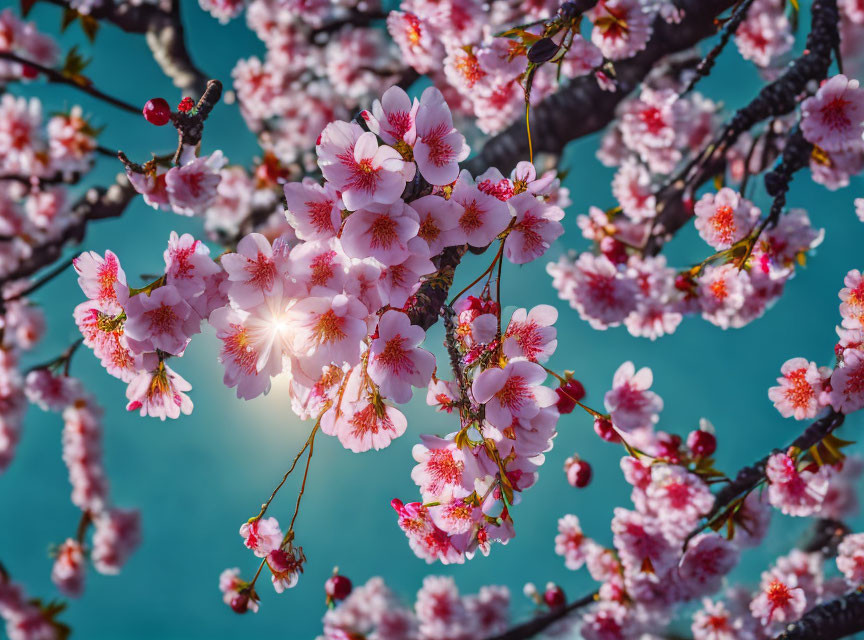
[466,0,739,175]
[689,410,846,542]
[645,0,840,253]
[0,173,136,300]
[0,50,139,114]
[32,0,209,95]
[483,590,599,640]
[773,590,864,640]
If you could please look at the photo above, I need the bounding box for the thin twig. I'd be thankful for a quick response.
[0,51,139,114]
[3,255,76,302]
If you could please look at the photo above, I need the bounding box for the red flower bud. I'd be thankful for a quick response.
[593,417,621,443]
[687,429,717,458]
[142,98,171,126]
[325,574,352,601]
[543,584,566,609]
[177,96,195,113]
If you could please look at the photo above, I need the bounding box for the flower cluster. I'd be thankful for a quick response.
[0,572,67,640]
[228,0,402,167]
[801,74,864,191]
[548,360,863,639]
[24,369,142,596]
[549,60,826,339]
[319,575,510,640]
[0,9,57,84]
[734,0,794,69]
[0,96,100,280]
[769,268,864,419]
[392,302,562,563]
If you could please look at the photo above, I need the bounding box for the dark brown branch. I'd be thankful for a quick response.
[4,255,75,303]
[646,0,839,251]
[39,0,209,95]
[773,590,864,640]
[698,410,846,529]
[0,50,139,114]
[484,591,599,640]
[171,79,223,164]
[466,0,739,175]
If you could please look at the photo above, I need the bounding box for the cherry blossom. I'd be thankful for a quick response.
[801,74,864,152]
[368,310,435,404]
[768,357,832,420]
[693,188,760,251]
[316,122,407,211]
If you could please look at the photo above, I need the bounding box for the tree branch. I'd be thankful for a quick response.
[483,590,599,640]
[0,173,136,299]
[696,410,846,530]
[466,0,738,175]
[773,590,864,640]
[39,0,209,95]
[0,50,140,114]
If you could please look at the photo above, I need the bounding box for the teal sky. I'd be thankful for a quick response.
[1,3,862,639]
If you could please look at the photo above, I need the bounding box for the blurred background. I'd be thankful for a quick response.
[0,2,862,639]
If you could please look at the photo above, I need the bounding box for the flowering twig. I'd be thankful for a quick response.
[467,0,740,174]
[25,338,83,376]
[36,0,209,95]
[483,590,599,640]
[0,50,139,114]
[170,78,223,165]
[686,410,846,544]
[250,421,320,523]
[3,255,76,303]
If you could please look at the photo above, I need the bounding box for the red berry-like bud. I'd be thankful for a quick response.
[230,593,250,614]
[593,417,621,443]
[142,98,171,126]
[555,378,585,414]
[687,429,716,458]
[543,584,566,609]
[565,457,592,488]
[177,96,195,113]
[656,432,682,463]
[325,574,352,601]
[21,64,39,80]
[674,273,693,292]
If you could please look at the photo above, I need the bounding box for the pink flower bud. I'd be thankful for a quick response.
[543,583,566,608]
[687,429,717,458]
[325,574,352,601]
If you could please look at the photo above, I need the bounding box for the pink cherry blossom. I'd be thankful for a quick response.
[220,233,291,308]
[555,514,590,570]
[768,357,832,420]
[267,547,304,593]
[502,305,557,363]
[209,305,278,400]
[411,435,474,502]
[413,87,469,186]
[164,150,225,216]
[163,232,221,299]
[471,359,556,429]
[368,310,435,404]
[122,285,196,356]
[316,122,407,211]
[836,532,864,586]
[51,539,85,598]
[829,347,864,413]
[364,85,418,146]
[693,188,760,250]
[391,499,465,564]
[412,194,465,254]
[24,369,82,412]
[678,534,740,597]
[801,74,864,152]
[839,269,864,329]
[646,464,715,530]
[239,516,283,558]
[589,0,653,60]
[283,178,343,241]
[73,249,126,310]
[765,452,830,517]
[287,294,368,379]
[450,170,512,248]
[604,361,663,432]
[91,507,141,575]
[125,359,193,420]
[219,568,259,613]
[340,200,421,266]
[735,1,794,68]
[749,576,806,628]
[386,11,444,75]
[503,192,564,264]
